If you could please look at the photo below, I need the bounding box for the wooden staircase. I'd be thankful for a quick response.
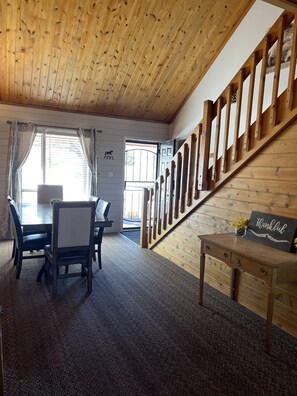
[141,11,297,249]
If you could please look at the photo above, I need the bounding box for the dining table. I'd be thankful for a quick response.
[20,202,113,232]
[19,202,113,281]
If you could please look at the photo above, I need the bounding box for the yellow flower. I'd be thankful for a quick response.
[294,237,297,248]
[229,217,249,230]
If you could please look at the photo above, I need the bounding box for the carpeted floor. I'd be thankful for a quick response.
[1,234,297,395]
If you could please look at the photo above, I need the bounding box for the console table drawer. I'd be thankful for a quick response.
[231,254,271,280]
[203,243,230,261]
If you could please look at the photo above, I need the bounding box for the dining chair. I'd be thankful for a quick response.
[37,184,63,204]
[7,196,48,259]
[8,199,51,279]
[43,201,95,298]
[89,195,100,204]
[93,199,111,269]
[7,196,16,259]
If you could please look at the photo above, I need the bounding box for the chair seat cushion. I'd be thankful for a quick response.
[44,245,90,263]
[23,233,51,250]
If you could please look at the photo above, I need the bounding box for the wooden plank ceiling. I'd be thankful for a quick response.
[0,0,254,123]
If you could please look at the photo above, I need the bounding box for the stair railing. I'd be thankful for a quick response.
[141,11,297,248]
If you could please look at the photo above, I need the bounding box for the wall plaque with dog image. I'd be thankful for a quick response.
[245,211,297,252]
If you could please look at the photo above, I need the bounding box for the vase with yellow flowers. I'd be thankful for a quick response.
[229,217,249,237]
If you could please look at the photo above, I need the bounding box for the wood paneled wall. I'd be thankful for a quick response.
[154,120,297,338]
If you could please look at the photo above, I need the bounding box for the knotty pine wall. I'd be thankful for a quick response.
[154,120,297,338]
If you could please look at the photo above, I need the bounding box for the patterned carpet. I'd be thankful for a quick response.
[1,234,297,395]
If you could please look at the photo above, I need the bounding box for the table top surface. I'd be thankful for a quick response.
[20,203,113,228]
[198,233,297,268]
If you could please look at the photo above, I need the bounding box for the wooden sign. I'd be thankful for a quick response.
[245,211,297,252]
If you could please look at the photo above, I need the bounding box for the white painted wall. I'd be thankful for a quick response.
[0,104,169,237]
[170,0,283,140]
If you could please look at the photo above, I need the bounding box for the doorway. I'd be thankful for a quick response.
[123,141,158,229]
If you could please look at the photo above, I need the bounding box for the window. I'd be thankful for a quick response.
[21,128,90,203]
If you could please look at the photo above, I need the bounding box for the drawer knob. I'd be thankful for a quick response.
[236,258,241,266]
[206,245,210,250]
[223,252,228,258]
[260,268,267,276]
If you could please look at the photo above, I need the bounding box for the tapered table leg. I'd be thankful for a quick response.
[265,270,277,353]
[199,251,205,305]
[231,268,240,301]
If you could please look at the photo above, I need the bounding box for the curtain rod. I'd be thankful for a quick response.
[6,120,102,133]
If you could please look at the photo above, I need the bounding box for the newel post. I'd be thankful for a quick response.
[198,100,213,190]
[140,188,149,248]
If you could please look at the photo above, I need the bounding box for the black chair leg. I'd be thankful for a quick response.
[97,244,102,270]
[15,252,23,279]
[86,260,92,292]
[13,249,19,266]
[11,239,16,259]
[52,265,58,298]
[36,264,46,282]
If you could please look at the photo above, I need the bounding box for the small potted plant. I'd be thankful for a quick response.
[229,217,249,237]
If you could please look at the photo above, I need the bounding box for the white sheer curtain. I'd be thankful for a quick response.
[0,122,37,238]
[77,128,98,196]
[8,122,38,203]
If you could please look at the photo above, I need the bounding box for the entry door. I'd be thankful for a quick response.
[123,141,158,229]
[158,140,176,177]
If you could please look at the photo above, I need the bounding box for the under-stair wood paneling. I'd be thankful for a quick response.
[153,120,297,338]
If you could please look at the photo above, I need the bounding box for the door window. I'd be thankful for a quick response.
[124,141,158,228]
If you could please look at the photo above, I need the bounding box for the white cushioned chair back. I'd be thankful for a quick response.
[96,199,111,217]
[37,184,63,204]
[56,206,93,248]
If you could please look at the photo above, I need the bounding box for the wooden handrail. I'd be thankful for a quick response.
[141,11,297,249]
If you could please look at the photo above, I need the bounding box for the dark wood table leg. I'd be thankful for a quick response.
[264,270,277,353]
[231,268,240,301]
[199,251,205,305]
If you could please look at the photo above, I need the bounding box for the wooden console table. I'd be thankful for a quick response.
[198,233,297,353]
